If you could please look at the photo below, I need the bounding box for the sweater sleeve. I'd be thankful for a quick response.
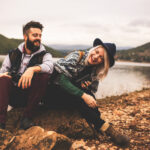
[0,55,11,73]
[54,51,81,77]
[38,53,54,74]
[57,74,84,97]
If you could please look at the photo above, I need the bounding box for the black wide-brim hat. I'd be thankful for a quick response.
[93,38,116,67]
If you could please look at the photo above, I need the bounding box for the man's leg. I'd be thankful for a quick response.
[0,77,13,128]
[23,73,49,118]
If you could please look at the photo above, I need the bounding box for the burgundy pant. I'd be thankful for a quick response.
[0,73,49,124]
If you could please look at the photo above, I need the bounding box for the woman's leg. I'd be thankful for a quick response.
[44,85,130,146]
[44,85,105,130]
[74,92,105,130]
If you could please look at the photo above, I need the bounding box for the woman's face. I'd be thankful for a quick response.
[88,46,104,65]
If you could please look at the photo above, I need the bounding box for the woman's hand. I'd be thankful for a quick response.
[81,93,97,108]
[81,81,91,88]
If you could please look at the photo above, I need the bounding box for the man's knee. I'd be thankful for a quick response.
[34,73,50,80]
[32,73,50,86]
[0,76,12,84]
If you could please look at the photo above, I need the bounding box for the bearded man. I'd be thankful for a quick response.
[0,21,54,130]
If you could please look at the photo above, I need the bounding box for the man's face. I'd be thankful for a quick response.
[24,28,42,52]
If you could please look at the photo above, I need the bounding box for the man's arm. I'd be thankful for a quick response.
[38,53,54,74]
[0,55,11,74]
[0,55,12,78]
[18,66,41,89]
[18,53,54,89]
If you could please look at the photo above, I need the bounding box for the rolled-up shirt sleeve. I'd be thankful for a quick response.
[0,55,11,73]
[57,74,84,97]
[39,53,54,74]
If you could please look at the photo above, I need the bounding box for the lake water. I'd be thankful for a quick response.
[95,62,150,99]
[0,56,150,99]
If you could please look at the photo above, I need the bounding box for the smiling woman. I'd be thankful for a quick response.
[44,38,130,147]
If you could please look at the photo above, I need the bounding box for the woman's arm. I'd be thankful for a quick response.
[58,74,84,97]
[56,74,97,108]
[55,51,82,78]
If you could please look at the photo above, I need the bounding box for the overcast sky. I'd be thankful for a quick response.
[0,0,150,47]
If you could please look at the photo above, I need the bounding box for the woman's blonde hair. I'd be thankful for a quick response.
[85,45,110,80]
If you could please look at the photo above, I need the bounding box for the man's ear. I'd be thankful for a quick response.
[24,34,27,41]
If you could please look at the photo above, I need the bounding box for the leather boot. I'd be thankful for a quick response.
[0,123,5,129]
[20,117,35,130]
[100,122,130,147]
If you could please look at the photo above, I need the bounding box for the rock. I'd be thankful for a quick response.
[0,129,14,150]
[71,140,91,150]
[6,106,95,139]
[8,126,72,150]
[1,88,150,149]
[57,119,94,139]
[3,106,95,149]
[5,104,97,149]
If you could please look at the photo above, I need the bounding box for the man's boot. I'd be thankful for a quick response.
[20,117,35,130]
[100,122,130,147]
[0,123,5,129]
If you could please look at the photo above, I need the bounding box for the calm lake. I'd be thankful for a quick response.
[0,56,150,99]
[96,62,150,98]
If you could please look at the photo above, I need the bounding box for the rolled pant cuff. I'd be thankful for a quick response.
[100,122,110,132]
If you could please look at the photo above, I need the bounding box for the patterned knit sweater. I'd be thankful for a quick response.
[54,50,99,97]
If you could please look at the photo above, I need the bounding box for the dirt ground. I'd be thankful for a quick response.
[5,88,150,150]
[82,88,150,150]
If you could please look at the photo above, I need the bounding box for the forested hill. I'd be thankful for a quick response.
[116,42,150,62]
[0,34,63,57]
[1,34,149,62]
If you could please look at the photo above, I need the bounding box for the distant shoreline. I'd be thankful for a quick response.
[97,87,150,101]
[0,55,150,66]
[115,61,150,67]
[116,59,150,65]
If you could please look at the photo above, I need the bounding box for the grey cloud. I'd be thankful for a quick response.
[120,26,140,33]
[119,19,150,34]
[129,19,150,28]
[57,22,111,33]
[81,23,110,32]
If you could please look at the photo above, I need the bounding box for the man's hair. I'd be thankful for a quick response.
[23,21,44,35]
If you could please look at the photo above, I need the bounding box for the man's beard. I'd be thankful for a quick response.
[26,38,41,52]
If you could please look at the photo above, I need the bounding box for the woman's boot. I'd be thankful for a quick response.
[100,122,130,147]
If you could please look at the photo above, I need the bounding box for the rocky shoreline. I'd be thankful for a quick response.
[0,88,150,150]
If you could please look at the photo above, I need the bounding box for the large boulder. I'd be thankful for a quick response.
[9,126,72,150]
[6,106,95,139]
[0,129,14,149]
[1,106,97,149]
[0,127,72,150]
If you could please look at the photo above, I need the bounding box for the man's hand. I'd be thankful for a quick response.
[0,72,12,78]
[81,93,97,108]
[18,66,41,89]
